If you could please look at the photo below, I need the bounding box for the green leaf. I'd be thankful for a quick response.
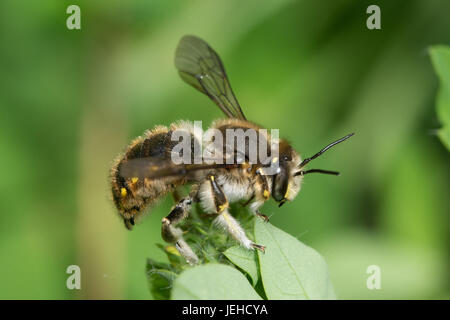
[171,263,262,300]
[430,45,450,150]
[223,245,259,286]
[254,219,335,300]
[146,259,178,300]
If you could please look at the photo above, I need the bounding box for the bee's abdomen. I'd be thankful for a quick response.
[110,122,200,224]
[128,131,177,160]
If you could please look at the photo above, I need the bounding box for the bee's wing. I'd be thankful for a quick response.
[175,35,246,120]
[119,157,238,180]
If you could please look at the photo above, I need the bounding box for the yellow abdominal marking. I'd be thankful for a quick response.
[120,188,127,197]
[210,175,215,181]
[263,190,270,199]
[131,177,139,184]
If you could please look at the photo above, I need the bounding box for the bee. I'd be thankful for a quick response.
[110,35,353,265]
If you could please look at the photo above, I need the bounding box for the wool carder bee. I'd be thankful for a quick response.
[110,35,353,264]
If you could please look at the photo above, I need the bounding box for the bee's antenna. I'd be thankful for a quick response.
[294,169,340,177]
[298,133,354,169]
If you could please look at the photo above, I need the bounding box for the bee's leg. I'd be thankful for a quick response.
[255,210,269,223]
[201,175,266,253]
[215,209,266,253]
[161,197,199,265]
[249,168,271,222]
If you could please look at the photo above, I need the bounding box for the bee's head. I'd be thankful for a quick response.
[272,134,354,207]
[271,140,303,204]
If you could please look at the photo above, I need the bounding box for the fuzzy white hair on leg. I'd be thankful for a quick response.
[198,180,216,213]
[249,199,264,215]
[213,210,253,249]
[175,239,199,265]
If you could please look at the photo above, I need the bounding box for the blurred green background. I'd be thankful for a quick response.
[0,0,449,299]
